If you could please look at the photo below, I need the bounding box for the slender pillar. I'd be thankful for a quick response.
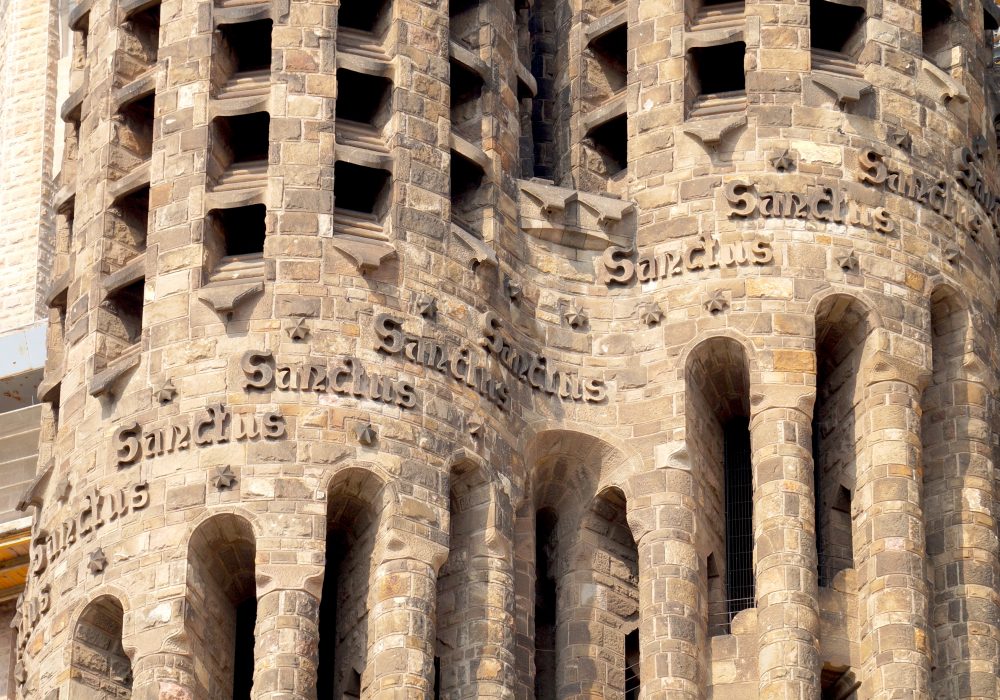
[855,357,932,698]
[631,465,704,700]
[749,384,821,699]
[252,589,320,700]
[925,363,1000,699]
[367,548,445,698]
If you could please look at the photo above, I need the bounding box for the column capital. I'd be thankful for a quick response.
[749,383,815,422]
[863,350,930,390]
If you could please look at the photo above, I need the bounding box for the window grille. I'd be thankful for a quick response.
[720,419,754,633]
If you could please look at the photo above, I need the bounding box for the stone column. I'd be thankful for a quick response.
[130,651,198,700]
[628,451,705,700]
[925,357,1000,699]
[749,384,821,699]
[855,354,932,698]
[366,532,447,699]
[251,589,320,700]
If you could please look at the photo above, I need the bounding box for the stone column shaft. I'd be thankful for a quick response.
[131,651,198,700]
[366,556,438,699]
[856,378,932,698]
[252,589,320,700]
[750,399,821,700]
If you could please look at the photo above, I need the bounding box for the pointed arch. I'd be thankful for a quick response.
[69,594,132,699]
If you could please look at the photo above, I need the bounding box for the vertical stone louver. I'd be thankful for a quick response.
[17,0,1000,697]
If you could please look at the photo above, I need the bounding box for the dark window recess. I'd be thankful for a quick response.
[119,93,155,160]
[810,0,864,54]
[214,112,271,164]
[624,629,640,700]
[450,58,484,126]
[586,113,628,175]
[115,185,151,252]
[534,508,558,700]
[450,0,479,18]
[219,20,273,74]
[723,419,754,629]
[316,529,343,699]
[433,657,442,700]
[231,597,257,699]
[450,151,486,233]
[104,279,145,345]
[690,42,746,96]
[338,0,391,32]
[527,0,556,179]
[589,23,628,93]
[125,3,161,65]
[985,9,999,43]
[210,205,266,257]
[921,0,953,59]
[336,69,392,126]
[334,161,391,214]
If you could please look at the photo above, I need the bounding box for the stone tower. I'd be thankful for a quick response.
[15,0,1000,697]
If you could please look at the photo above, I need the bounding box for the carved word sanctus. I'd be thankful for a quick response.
[375,315,511,410]
[31,482,149,575]
[725,181,895,233]
[480,312,608,403]
[599,234,773,285]
[115,405,286,466]
[858,148,994,238]
[241,351,418,409]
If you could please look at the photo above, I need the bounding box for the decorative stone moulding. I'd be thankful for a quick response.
[450,223,498,269]
[837,250,860,272]
[417,296,437,320]
[108,161,151,201]
[214,466,237,490]
[806,72,873,108]
[112,71,156,113]
[198,280,265,319]
[771,150,796,172]
[918,60,970,105]
[120,0,164,16]
[450,133,491,172]
[515,60,537,97]
[102,254,146,295]
[518,179,635,250]
[449,41,490,84]
[210,91,271,120]
[682,115,748,148]
[60,84,86,123]
[888,128,912,152]
[337,48,394,81]
[204,186,267,213]
[36,372,62,405]
[583,96,626,136]
[88,351,141,399]
[212,1,288,27]
[54,184,76,214]
[330,238,397,274]
[585,6,627,42]
[704,289,730,314]
[286,317,310,341]
[154,379,177,404]
[68,0,94,30]
[45,271,71,309]
[15,462,53,513]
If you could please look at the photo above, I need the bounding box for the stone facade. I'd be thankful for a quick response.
[11,0,1000,698]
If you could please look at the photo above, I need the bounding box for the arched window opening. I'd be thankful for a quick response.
[814,296,872,586]
[686,337,752,635]
[534,507,558,700]
[69,596,132,699]
[186,514,257,698]
[317,470,383,699]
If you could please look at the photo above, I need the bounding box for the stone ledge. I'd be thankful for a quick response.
[113,70,156,113]
[102,254,147,296]
[197,279,265,317]
[451,222,497,269]
[330,237,397,273]
[681,113,747,147]
[88,350,141,399]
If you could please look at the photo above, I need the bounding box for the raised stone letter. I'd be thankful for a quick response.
[241,351,275,390]
[599,246,635,284]
[375,314,404,354]
[114,422,142,466]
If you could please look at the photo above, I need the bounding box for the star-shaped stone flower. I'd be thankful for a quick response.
[640,302,665,326]
[944,244,960,265]
[564,303,588,330]
[704,290,729,314]
[286,317,310,341]
[154,379,177,404]
[972,134,988,158]
[88,548,108,575]
[837,250,859,273]
[354,422,377,446]
[889,129,912,152]
[771,149,795,172]
[467,419,483,437]
[417,296,437,320]
[214,466,237,490]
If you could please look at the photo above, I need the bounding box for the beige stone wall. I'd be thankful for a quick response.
[12,0,1000,700]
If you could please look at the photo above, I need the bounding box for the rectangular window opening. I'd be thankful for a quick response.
[209,112,270,187]
[922,0,955,66]
[103,278,145,349]
[811,0,865,59]
[339,0,391,34]
[450,150,487,237]
[208,204,267,261]
[334,162,392,240]
[218,19,273,78]
[336,69,393,129]
[722,418,754,633]
[586,113,628,176]
[690,0,744,28]
[451,59,485,139]
[687,42,746,117]
[117,92,156,162]
[450,0,482,51]
[624,629,640,700]
[112,185,151,260]
[122,2,161,73]
[588,23,628,94]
